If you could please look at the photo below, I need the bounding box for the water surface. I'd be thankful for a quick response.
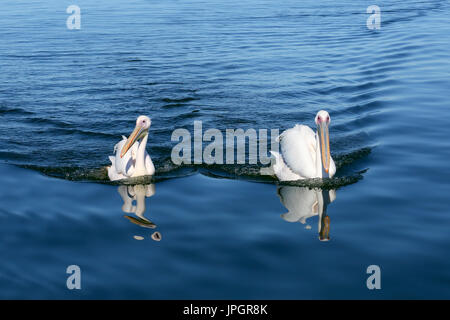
[0,0,449,299]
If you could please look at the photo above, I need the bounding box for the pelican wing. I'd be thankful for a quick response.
[113,137,138,177]
[107,156,127,181]
[270,151,302,181]
[279,124,317,179]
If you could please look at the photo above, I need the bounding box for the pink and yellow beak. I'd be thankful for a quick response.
[120,124,146,158]
[317,120,331,174]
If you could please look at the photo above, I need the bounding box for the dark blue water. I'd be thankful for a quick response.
[0,0,449,298]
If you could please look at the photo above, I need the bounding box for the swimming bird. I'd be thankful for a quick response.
[107,115,155,181]
[270,110,336,181]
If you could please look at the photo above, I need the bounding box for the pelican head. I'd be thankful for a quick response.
[120,115,151,158]
[315,110,331,174]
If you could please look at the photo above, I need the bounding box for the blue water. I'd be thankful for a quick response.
[0,0,449,298]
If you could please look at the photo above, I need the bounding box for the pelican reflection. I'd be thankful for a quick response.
[117,184,161,241]
[277,186,336,241]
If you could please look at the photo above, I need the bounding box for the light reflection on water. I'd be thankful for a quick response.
[277,187,336,241]
[118,184,162,241]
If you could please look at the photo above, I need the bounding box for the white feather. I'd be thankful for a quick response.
[145,153,155,176]
[270,111,337,181]
[279,124,317,179]
[112,137,137,176]
[270,151,303,181]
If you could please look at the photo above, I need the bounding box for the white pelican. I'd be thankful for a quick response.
[270,110,336,181]
[107,115,155,181]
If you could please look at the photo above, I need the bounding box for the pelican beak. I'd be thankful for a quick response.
[318,121,331,174]
[120,124,145,158]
